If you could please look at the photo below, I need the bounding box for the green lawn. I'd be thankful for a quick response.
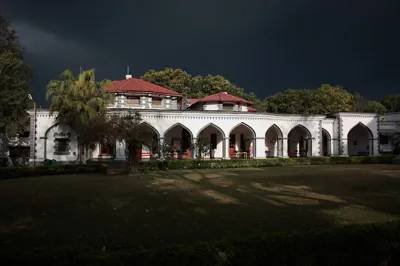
[1,164,400,250]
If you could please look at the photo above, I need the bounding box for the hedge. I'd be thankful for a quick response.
[138,155,397,171]
[0,155,396,179]
[0,164,107,179]
[1,222,399,265]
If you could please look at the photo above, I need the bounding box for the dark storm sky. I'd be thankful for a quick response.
[2,0,400,106]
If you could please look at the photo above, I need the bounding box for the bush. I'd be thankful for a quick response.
[0,156,395,179]
[137,155,396,171]
[0,222,399,265]
[0,164,107,179]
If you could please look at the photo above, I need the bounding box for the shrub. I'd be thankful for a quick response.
[0,164,107,180]
[137,155,396,172]
[0,155,395,179]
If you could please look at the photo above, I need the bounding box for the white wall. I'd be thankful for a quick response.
[44,124,79,161]
[30,109,383,163]
[347,124,372,156]
[335,113,379,156]
[203,103,220,111]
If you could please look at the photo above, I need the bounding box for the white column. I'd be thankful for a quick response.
[115,140,126,160]
[255,137,265,159]
[311,137,319,157]
[341,137,348,156]
[223,137,230,159]
[192,138,197,159]
[159,138,164,159]
[372,138,379,156]
[281,138,288,158]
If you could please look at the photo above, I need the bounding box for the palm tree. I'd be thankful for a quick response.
[46,69,113,162]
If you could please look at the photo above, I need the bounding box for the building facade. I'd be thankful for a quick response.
[3,75,398,165]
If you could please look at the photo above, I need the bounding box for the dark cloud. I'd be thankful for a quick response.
[2,0,400,106]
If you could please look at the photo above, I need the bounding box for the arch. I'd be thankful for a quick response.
[163,123,193,158]
[266,124,283,138]
[164,123,194,139]
[228,122,256,158]
[288,124,312,138]
[322,128,331,140]
[196,123,226,138]
[287,124,312,157]
[321,128,331,156]
[347,122,373,139]
[347,122,373,156]
[139,122,160,138]
[228,122,256,138]
[43,123,79,160]
[44,122,77,138]
[265,124,283,158]
[197,123,225,159]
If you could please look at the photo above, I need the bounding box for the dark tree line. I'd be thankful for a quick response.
[142,68,396,115]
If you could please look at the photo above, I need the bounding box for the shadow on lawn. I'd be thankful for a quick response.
[140,165,400,245]
[0,164,400,250]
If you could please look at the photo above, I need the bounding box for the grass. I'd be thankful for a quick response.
[0,164,400,251]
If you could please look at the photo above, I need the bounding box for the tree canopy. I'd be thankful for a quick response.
[0,14,32,136]
[142,68,390,115]
[141,68,264,111]
[382,94,400,113]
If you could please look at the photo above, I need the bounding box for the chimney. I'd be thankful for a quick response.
[125,66,132,79]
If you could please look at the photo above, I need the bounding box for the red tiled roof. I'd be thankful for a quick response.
[187,99,200,105]
[106,78,182,97]
[248,107,257,112]
[197,92,252,105]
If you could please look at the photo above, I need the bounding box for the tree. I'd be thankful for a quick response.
[313,84,355,114]
[382,94,400,112]
[264,89,314,114]
[265,84,356,115]
[141,68,265,111]
[46,69,113,162]
[102,112,157,172]
[0,15,32,139]
[353,92,387,114]
[141,68,193,96]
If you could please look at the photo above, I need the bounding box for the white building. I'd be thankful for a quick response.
[4,75,398,165]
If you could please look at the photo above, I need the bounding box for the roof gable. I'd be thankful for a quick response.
[197,92,252,105]
[106,78,182,97]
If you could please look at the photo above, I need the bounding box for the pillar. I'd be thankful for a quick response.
[223,137,230,159]
[192,138,197,159]
[115,140,126,160]
[281,138,288,158]
[159,137,164,159]
[255,137,265,159]
[311,137,318,157]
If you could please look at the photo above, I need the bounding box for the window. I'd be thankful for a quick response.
[379,134,389,145]
[152,97,163,107]
[54,139,70,155]
[222,104,234,111]
[127,97,140,107]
